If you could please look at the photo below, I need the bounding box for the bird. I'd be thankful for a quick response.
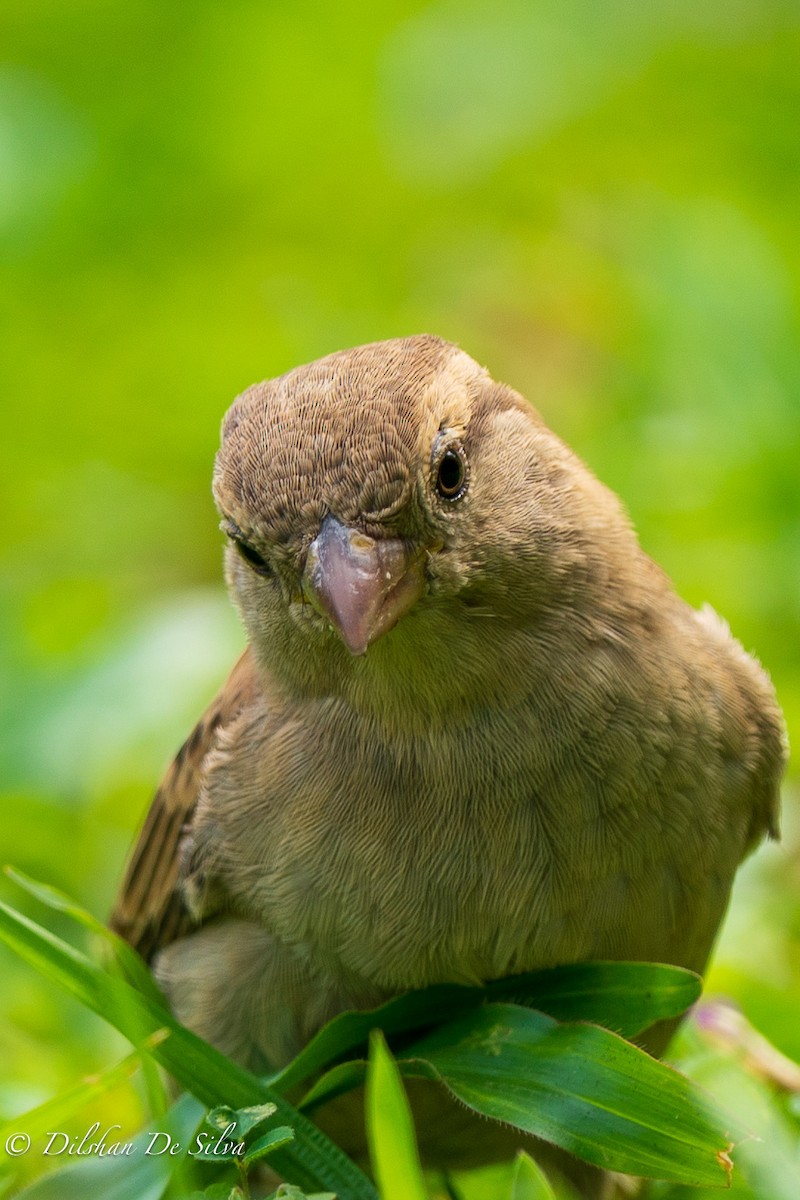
[111,334,786,1185]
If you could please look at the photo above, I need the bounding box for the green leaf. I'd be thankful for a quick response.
[0,900,377,1199]
[482,960,702,1039]
[206,1102,277,1140]
[243,1126,296,1169]
[300,1060,368,1113]
[272,961,699,1095]
[366,1033,428,1200]
[199,1104,294,1168]
[402,1003,734,1187]
[509,1151,557,1200]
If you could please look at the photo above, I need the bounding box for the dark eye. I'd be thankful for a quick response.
[435,447,467,500]
[234,538,271,575]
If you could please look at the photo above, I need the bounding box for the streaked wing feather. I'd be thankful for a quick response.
[109,649,259,962]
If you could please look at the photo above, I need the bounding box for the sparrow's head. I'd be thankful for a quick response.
[213,335,635,718]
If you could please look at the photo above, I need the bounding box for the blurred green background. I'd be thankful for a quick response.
[1,0,799,1195]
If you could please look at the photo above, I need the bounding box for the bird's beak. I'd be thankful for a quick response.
[303,515,425,656]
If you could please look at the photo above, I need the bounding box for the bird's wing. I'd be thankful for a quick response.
[109,649,260,963]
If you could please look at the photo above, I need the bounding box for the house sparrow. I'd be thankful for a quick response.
[111,335,786,1179]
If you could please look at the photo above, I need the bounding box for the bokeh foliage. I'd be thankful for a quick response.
[1,1,799,1196]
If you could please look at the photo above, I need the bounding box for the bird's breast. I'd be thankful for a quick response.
[196,683,743,992]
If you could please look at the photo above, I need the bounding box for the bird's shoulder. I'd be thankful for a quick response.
[109,648,262,962]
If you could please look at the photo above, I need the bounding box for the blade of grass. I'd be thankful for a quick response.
[4,866,165,1004]
[509,1152,557,1200]
[0,900,376,1199]
[5,866,170,1118]
[366,1034,428,1200]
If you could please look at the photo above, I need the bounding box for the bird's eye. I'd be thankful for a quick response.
[220,518,273,576]
[435,447,467,500]
[234,538,271,575]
